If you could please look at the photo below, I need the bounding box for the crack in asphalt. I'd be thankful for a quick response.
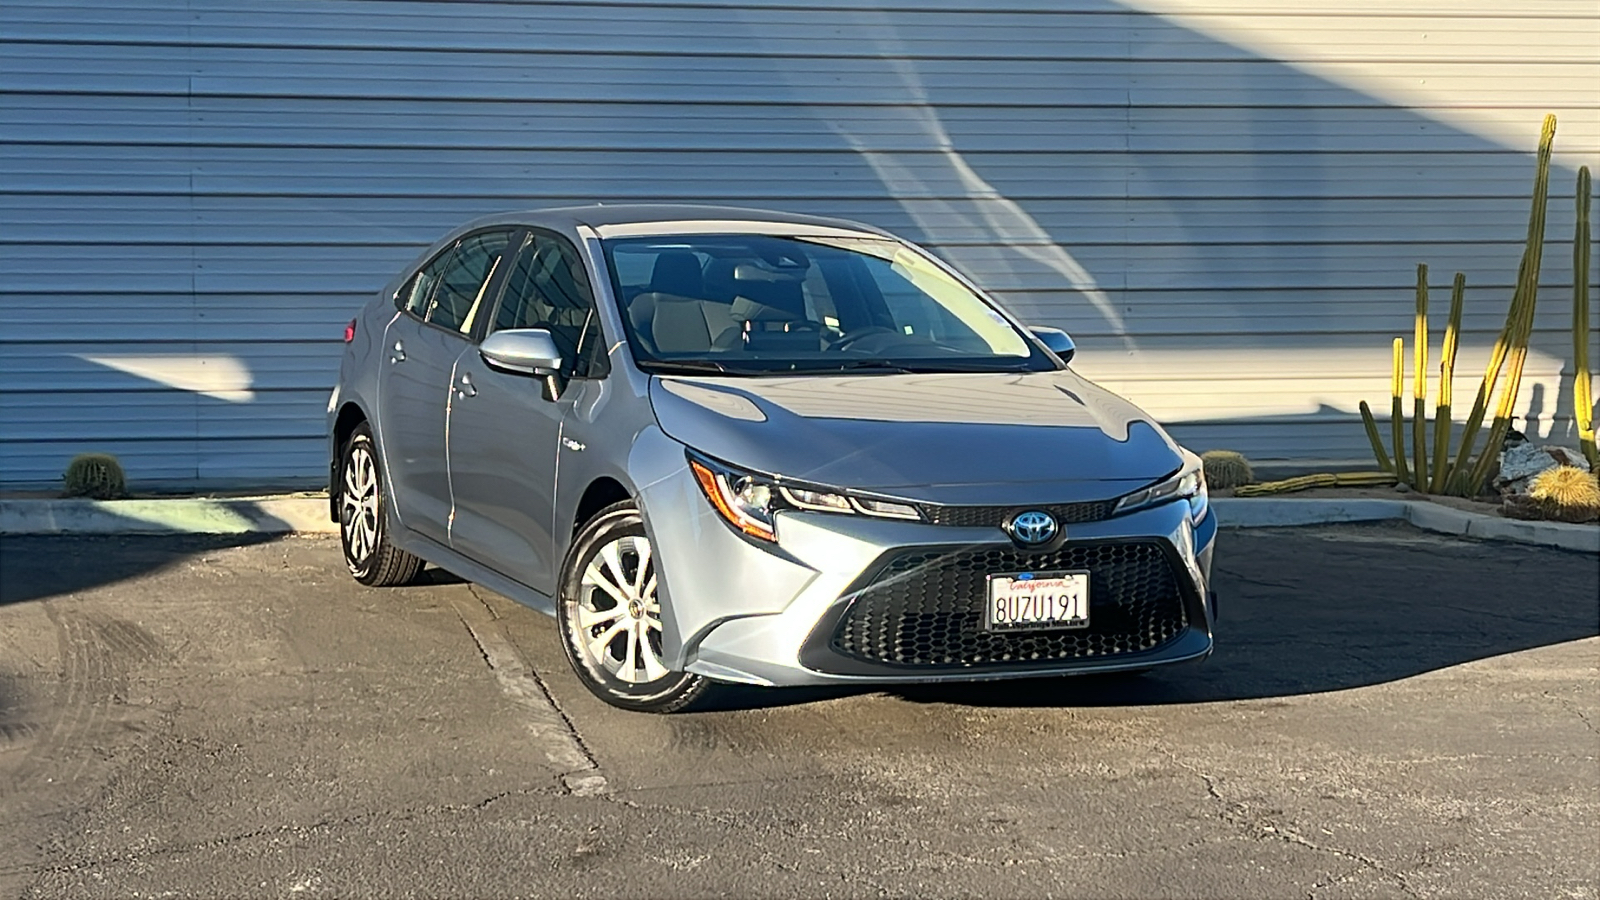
[452,586,606,796]
[1546,690,1600,737]
[1212,565,1300,590]
[3,787,561,880]
[466,585,601,766]
[1189,768,1424,900]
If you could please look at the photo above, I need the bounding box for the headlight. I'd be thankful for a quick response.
[688,453,923,542]
[1113,451,1208,523]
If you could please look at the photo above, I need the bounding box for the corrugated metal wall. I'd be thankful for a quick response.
[2,0,1596,488]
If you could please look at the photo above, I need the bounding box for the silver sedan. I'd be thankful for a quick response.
[328,205,1217,712]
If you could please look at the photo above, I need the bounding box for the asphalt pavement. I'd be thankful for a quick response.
[0,525,1595,899]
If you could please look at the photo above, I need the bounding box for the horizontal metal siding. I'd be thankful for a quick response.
[0,0,1596,487]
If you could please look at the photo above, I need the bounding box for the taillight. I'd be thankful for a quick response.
[343,319,357,343]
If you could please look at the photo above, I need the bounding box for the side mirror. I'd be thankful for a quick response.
[1028,326,1075,363]
[480,328,563,376]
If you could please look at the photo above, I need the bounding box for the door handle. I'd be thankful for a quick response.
[390,340,406,364]
[456,372,477,399]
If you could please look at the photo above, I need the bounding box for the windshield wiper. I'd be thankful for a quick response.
[901,361,1038,374]
[637,359,754,376]
[803,360,918,374]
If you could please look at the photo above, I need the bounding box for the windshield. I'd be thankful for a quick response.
[600,234,1055,375]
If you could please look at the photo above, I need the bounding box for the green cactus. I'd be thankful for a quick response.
[1390,338,1410,486]
[1412,264,1429,490]
[1200,450,1254,489]
[1525,465,1600,523]
[1463,113,1558,495]
[62,452,127,500]
[1359,400,1392,472]
[1428,273,1466,493]
[1234,471,1396,497]
[1575,166,1595,468]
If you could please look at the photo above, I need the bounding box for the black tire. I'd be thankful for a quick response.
[337,422,424,587]
[557,501,716,713]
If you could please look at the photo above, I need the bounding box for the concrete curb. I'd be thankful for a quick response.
[1210,498,1600,554]
[1,495,1594,554]
[0,497,338,536]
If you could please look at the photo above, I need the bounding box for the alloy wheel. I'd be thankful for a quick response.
[341,442,380,564]
[573,535,668,684]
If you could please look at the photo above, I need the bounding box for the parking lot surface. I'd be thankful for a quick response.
[0,525,1595,899]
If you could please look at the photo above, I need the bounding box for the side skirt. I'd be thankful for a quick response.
[390,527,557,616]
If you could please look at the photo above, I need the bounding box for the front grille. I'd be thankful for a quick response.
[921,500,1116,528]
[829,541,1187,669]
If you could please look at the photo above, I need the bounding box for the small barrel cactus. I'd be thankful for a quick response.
[62,452,128,500]
[1527,465,1600,522]
[1201,450,1255,489]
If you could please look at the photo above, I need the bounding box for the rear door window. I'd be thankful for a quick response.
[426,230,513,334]
[398,246,456,317]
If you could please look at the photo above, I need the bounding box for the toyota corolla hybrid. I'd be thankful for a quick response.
[329,205,1217,712]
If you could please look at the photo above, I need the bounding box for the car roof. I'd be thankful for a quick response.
[465,204,893,239]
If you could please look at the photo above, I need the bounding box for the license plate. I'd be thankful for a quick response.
[984,571,1090,632]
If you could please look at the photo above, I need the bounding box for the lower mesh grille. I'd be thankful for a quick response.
[829,541,1187,668]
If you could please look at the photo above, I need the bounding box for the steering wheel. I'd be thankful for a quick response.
[827,326,898,352]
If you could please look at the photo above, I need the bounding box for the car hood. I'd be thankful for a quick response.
[647,370,1184,505]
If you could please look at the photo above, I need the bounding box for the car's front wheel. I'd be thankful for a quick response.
[557,501,716,713]
[338,422,424,587]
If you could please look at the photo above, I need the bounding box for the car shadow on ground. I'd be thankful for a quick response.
[696,526,1600,711]
[0,534,283,609]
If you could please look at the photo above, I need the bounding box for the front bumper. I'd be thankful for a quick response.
[639,456,1215,688]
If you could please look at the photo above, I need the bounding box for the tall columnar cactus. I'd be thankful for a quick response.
[1412,264,1430,489]
[1446,286,1521,492]
[1447,113,1556,495]
[1429,272,1467,493]
[1463,113,1558,495]
[1390,338,1409,485]
[1357,116,1578,497]
[1359,400,1392,472]
[1575,166,1595,467]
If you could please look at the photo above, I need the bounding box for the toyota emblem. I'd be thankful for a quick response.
[1007,510,1059,545]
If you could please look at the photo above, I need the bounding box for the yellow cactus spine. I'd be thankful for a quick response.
[1412,264,1429,490]
[1430,273,1466,493]
[1575,166,1595,467]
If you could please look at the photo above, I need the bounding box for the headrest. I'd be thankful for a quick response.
[649,252,703,299]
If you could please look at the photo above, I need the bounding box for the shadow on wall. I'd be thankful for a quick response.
[7,0,1593,486]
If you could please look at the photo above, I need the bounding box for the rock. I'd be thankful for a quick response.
[1542,446,1590,469]
[1493,443,1588,496]
[1497,442,1558,486]
[1394,482,1412,494]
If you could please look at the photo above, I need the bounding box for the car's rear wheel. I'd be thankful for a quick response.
[339,422,424,587]
[558,501,716,713]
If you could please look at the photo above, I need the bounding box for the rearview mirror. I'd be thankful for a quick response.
[480,328,563,376]
[1028,326,1075,363]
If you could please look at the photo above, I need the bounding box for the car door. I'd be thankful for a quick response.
[447,230,608,594]
[377,229,514,544]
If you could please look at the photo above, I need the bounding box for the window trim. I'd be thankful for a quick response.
[397,227,519,342]
[483,227,611,380]
[395,242,458,318]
